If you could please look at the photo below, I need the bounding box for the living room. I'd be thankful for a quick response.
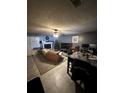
[27,32,97,93]
[27,31,97,56]
[27,0,97,93]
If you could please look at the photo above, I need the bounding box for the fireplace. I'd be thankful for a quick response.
[42,41,53,49]
[44,44,51,49]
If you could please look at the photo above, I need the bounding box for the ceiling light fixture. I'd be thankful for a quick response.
[70,0,81,8]
[53,31,59,38]
[53,29,59,38]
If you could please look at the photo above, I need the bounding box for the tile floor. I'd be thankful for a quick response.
[27,55,85,93]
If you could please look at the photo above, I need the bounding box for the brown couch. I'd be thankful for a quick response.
[42,49,62,62]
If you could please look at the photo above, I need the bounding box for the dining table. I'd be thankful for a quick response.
[69,53,97,67]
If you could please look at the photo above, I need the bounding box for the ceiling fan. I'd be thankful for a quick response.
[36,25,72,35]
[51,28,72,37]
[70,0,82,8]
[51,29,61,37]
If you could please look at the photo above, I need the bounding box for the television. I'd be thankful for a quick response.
[82,44,89,48]
[89,44,97,48]
[89,44,97,55]
[61,43,72,49]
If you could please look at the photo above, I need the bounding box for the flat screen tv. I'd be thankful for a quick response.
[61,43,72,49]
[89,44,97,48]
[82,44,89,48]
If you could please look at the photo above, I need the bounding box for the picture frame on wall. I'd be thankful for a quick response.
[72,36,79,43]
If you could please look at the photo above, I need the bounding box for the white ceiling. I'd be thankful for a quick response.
[27,0,97,35]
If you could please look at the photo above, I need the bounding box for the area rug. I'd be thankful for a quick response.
[32,54,64,75]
